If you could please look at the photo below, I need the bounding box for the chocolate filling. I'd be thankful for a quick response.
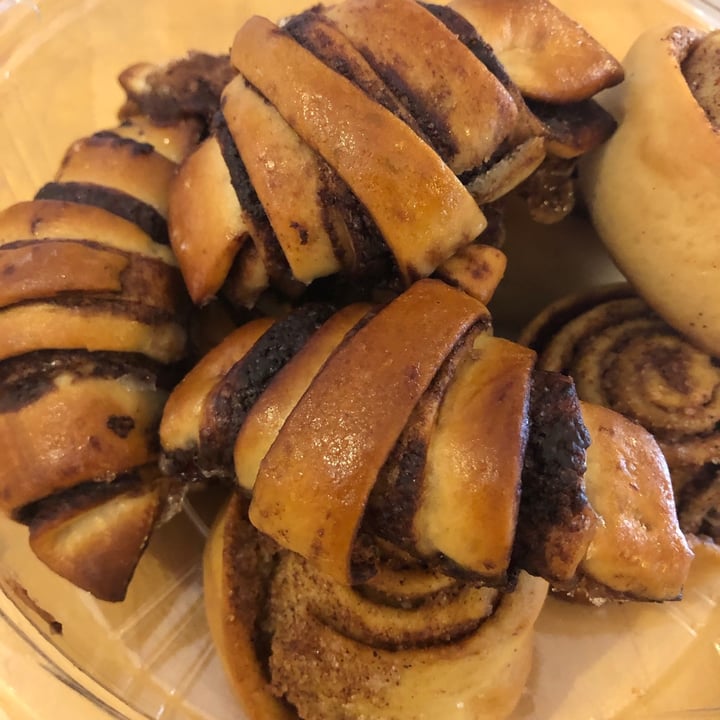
[0,238,187,315]
[313,164,396,296]
[526,98,617,153]
[0,293,181,326]
[35,182,169,245]
[119,52,237,127]
[198,303,335,476]
[285,10,424,138]
[14,468,149,526]
[0,349,162,413]
[83,131,156,157]
[214,110,297,293]
[422,3,514,90]
[512,370,593,585]
[355,51,457,165]
[362,322,510,586]
[286,5,458,162]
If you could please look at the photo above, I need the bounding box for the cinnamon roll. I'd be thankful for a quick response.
[520,283,720,544]
[205,493,549,720]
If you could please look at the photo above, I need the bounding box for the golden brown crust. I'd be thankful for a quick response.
[449,0,624,102]
[234,304,370,492]
[0,242,130,307]
[0,241,185,313]
[250,279,490,584]
[169,136,250,305]
[323,0,518,174]
[0,303,186,364]
[164,1,626,308]
[413,335,535,580]
[578,402,694,601]
[231,16,487,283]
[54,134,178,217]
[580,26,720,356]
[364,327,485,555]
[111,116,202,164]
[0,374,165,512]
[434,243,507,306]
[203,494,294,720]
[284,9,424,137]
[0,200,176,263]
[222,76,342,284]
[160,318,275,456]
[28,469,164,602]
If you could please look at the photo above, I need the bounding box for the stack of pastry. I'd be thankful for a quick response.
[169,5,717,716]
[0,0,713,717]
[163,278,692,719]
[169,0,623,310]
[0,64,212,600]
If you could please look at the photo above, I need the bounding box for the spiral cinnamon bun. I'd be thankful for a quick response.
[205,493,549,720]
[520,283,720,543]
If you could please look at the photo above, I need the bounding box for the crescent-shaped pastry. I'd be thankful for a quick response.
[232,16,487,284]
[0,104,198,599]
[160,278,692,602]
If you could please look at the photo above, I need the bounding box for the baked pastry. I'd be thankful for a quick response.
[580,26,720,356]
[183,279,692,719]
[169,0,623,307]
[520,283,720,545]
[205,493,549,720]
[118,51,237,128]
[163,279,691,594]
[0,77,203,599]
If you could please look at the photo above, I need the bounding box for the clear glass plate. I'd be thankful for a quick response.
[0,1,718,719]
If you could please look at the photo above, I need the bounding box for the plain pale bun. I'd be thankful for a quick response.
[580,26,720,356]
